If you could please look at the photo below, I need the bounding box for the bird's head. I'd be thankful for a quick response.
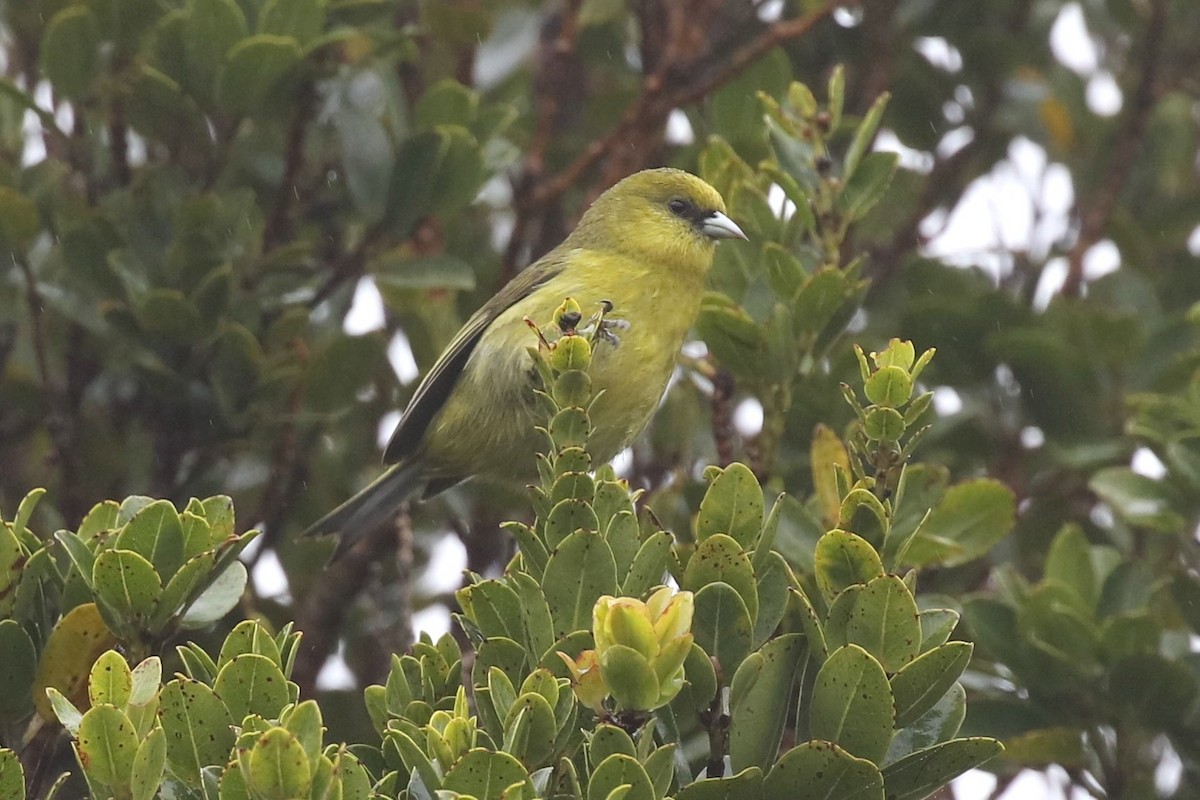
[570,168,747,267]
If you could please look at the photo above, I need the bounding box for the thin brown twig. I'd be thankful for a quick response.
[518,1,839,213]
[263,82,316,252]
[1062,0,1166,297]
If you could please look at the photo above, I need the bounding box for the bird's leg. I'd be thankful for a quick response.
[583,299,631,349]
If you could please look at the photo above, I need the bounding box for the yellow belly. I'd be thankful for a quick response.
[422,251,706,480]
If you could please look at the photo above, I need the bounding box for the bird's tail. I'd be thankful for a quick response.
[304,462,424,560]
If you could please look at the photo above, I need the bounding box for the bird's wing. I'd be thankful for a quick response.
[383,251,569,464]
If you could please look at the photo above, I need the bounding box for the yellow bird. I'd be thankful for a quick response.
[307,168,746,555]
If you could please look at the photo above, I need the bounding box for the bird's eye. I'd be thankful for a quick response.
[667,198,690,217]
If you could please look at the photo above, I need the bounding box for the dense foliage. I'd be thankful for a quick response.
[1,0,1198,798]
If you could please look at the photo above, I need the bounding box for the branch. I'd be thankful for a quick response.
[291,517,400,695]
[263,82,316,252]
[518,1,839,214]
[1062,0,1166,298]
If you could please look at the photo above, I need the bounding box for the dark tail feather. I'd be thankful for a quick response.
[304,462,424,560]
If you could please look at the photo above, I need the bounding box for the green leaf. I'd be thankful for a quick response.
[213,653,291,720]
[150,551,214,629]
[683,534,759,623]
[881,738,1002,800]
[179,560,247,628]
[371,254,479,292]
[692,582,753,672]
[843,92,890,179]
[839,152,897,222]
[695,463,764,548]
[730,635,807,772]
[33,604,116,723]
[442,748,529,800]
[259,0,324,45]
[415,79,478,128]
[813,530,884,606]
[0,748,24,800]
[762,740,883,800]
[40,7,101,100]
[588,753,655,800]
[903,479,1015,568]
[0,621,36,718]
[0,187,40,252]
[917,609,960,653]
[512,573,555,663]
[543,530,618,639]
[247,728,312,800]
[128,657,162,707]
[181,0,248,101]
[886,683,966,763]
[218,35,302,115]
[115,499,186,582]
[1044,524,1098,610]
[763,243,807,299]
[752,551,792,648]
[89,650,133,709]
[676,766,763,800]
[386,130,445,236]
[159,678,236,787]
[76,704,139,790]
[589,724,636,767]
[695,302,768,381]
[621,531,672,597]
[134,289,205,345]
[503,692,558,766]
[890,642,972,728]
[1089,467,1184,532]
[92,550,163,632]
[811,645,894,764]
[219,620,283,669]
[841,575,921,673]
[130,727,166,800]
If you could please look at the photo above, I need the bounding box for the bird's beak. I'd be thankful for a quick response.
[701,211,748,241]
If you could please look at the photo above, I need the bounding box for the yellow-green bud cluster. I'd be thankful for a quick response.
[852,339,934,443]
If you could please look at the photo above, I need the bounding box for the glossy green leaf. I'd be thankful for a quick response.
[890,642,972,728]
[588,753,655,800]
[543,530,618,639]
[621,531,672,597]
[763,740,883,800]
[442,748,528,800]
[179,560,247,629]
[92,549,163,631]
[248,727,312,800]
[881,738,1002,800]
[159,678,235,786]
[692,582,753,672]
[76,704,139,789]
[810,645,894,764]
[683,533,759,623]
[115,499,186,582]
[89,650,133,709]
[841,575,921,673]
[903,479,1015,568]
[813,530,884,605]
[695,463,764,548]
[730,634,807,772]
[886,683,966,763]
[214,653,291,720]
[0,748,24,800]
[130,727,166,800]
